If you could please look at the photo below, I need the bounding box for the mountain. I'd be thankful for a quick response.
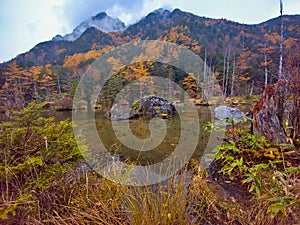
[0,8,299,107]
[11,9,299,67]
[52,12,126,41]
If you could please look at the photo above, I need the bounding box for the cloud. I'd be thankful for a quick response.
[0,0,66,62]
[60,0,145,28]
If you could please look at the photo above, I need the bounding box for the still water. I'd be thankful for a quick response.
[51,106,213,165]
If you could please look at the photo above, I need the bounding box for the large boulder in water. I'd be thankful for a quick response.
[106,95,176,120]
[133,95,176,118]
[214,106,245,120]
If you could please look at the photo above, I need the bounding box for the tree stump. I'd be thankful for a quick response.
[252,80,287,143]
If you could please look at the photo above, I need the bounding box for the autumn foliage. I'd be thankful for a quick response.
[0,10,299,109]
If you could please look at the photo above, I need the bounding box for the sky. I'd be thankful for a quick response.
[0,0,299,63]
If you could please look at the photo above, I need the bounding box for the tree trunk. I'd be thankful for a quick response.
[252,80,287,143]
[278,0,284,79]
[230,54,236,96]
[57,75,61,95]
[264,42,268,87]
[204,48,207,84]
[249,80,254,96]
[224,46,231,97]
[222,49,227,92]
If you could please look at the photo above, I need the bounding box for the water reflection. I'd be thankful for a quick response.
[59,106,212,165]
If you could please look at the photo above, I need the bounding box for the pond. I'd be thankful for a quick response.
[51,107,211,162]
[49,105,251,166]
[1,104,251,167]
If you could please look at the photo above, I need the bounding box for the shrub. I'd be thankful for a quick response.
[0,103,82,223]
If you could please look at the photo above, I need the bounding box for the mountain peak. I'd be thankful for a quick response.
[93,12,108,20]
[53,12,125,41]
[142,8,171,22]
[153,8,171,14]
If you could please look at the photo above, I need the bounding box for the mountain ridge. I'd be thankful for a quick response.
[1,9,298,66]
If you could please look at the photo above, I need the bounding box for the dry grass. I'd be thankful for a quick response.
[1,164,300,225]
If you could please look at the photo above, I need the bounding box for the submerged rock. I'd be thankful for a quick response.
[214,106,245,120]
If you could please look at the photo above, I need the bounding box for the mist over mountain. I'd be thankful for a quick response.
[52,12,126,41]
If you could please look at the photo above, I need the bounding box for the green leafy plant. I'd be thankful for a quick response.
[202,121,223,133]
[211,120,300,218]
[0,103,82,222]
